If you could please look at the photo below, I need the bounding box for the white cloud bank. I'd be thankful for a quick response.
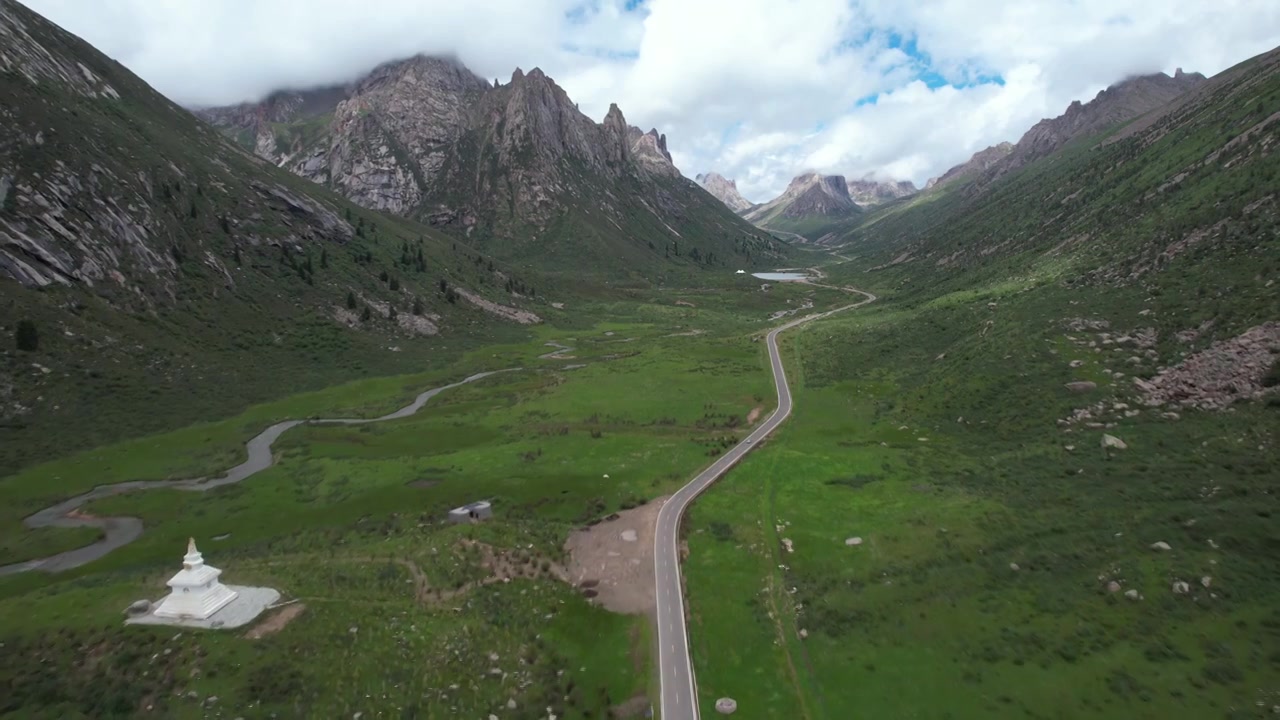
[21,0,1280,201]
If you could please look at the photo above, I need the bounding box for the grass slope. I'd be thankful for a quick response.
[684,44,1280,720]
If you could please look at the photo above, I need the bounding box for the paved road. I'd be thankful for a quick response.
[654,287,877,720]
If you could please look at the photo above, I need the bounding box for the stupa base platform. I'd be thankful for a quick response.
[126,585,281,629]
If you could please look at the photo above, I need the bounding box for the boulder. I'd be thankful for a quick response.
[1149,541,1172,551]
[715,698,738,715]
[1124,589,1140,600]
[845,537,863,546]
[1101,434,1127,450]
[1065,381,1097,393]
[1172,581,1190,594]
[1106,581,1121,593]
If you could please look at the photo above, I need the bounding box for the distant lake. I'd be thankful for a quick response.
[752,272,811,281]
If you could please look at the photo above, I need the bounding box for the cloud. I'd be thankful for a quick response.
[20,0,1280,200]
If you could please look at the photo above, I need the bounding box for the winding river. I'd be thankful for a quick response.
[0,369,518,577]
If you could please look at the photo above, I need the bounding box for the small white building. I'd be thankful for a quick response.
[153,538,239,620]
[448,500,493,523]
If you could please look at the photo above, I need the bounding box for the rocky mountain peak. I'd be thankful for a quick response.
[190,52,773,267]
[743,172,860,226]
[696,172,754,213]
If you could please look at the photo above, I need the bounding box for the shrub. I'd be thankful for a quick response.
[15,319,37,351]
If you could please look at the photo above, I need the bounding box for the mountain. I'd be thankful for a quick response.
[742,173,862,238]
[924,141,1013,189]
[982,69,1206,187]
[837,50,1277,305]
[695,172,755,213]
[197,58,782,275]
[846,177,918,206]
[0,0,554,471]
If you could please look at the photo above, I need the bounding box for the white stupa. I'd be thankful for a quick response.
[153,537,239,620]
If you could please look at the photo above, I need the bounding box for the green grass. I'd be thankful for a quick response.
[0,280,848,718]
[684,258,1280,718]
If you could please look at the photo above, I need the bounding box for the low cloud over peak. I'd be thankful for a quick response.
[24,0,1280,200]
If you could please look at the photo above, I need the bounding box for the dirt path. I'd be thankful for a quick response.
[0,369,520,577]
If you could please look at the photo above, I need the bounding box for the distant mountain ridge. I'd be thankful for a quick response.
[927,69,1207,194]
[846,177,918,206]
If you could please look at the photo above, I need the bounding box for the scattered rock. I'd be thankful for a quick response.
[1101,434,1127,450]
[781,538,794,553]
[1137,321,1280,410]
[1065,381,1098,393]
[1172,581,1190,594]
[1009,562,1020,571]
[507,699,517,710]
[1106,581,1121,593]
[1124,589,1141,600]
[1201,576,1212,588]
[1069,359,1085,368]
[798,628,808,639]
[1150,541,1172,552]
[125,599,152,616]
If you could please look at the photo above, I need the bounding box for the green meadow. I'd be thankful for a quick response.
[684,268,1280,719]
[0,278,852,718]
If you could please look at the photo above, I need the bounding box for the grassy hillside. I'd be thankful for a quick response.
[683,45,1280,719]
[3,0,721,476]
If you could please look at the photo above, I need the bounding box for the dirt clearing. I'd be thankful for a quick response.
[245,603,305,639]
[747,405,763,424]
[564,496,667,614]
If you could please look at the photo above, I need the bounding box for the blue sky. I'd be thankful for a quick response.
[24,0,1280,200]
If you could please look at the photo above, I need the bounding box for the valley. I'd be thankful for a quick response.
[2,1,1279,719]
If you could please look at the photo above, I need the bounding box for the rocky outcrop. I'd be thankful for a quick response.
[0,2,120,99]
[695,172,754,213]
[1136,322,1280,410]
[846,177,917,206]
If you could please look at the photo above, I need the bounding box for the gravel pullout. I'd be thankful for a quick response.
[0,369,518,577]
